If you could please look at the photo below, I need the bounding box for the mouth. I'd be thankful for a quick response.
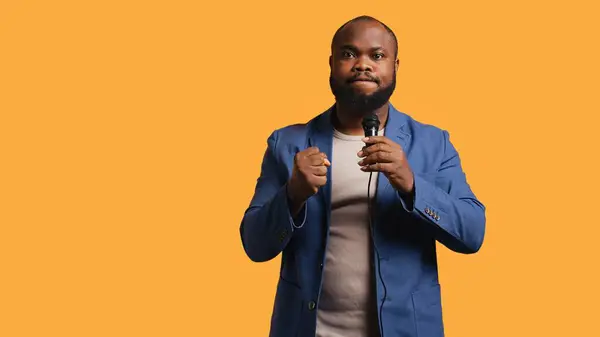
[348,76,379,89]
[348,76,379,85]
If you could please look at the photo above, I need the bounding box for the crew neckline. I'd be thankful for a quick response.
[333,127,385,141]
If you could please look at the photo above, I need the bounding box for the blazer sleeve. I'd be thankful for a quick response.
[398,130,486,254]
[240,130,307,262]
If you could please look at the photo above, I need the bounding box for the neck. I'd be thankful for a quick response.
[332,102,389,136]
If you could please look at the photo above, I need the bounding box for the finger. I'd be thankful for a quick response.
[360,162,393,173]
[358,151,394,166]
[306,152,327,159]
[312,166,328,176]
[313,176,327,187]
[358,142,393,157]
[361,136,389,145]
[307,152,329,164]
[307,154,327,166]
[295,147,319,163]
[323,158,331,167]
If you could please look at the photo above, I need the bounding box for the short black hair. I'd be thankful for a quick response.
[331,15,398,58]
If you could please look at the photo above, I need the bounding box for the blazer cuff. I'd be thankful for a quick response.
[399,173,448,225]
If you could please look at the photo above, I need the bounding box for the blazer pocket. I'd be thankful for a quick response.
[411,283,445,337]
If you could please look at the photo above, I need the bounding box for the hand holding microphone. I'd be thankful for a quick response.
[358,114,415,195]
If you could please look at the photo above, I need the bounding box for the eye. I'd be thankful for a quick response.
[373,52,384,60]
[342,51,355,58]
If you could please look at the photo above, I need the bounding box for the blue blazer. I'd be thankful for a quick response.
[240,103,486,337]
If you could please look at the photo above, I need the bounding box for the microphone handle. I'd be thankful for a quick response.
[364,127,378,146]
[365,127,378,137]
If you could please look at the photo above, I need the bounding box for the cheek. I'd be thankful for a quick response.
[332,62,353,76]
[376,64,395,83]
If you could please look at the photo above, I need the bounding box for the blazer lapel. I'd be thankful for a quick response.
[307,106,334,229]
[376,103,411,208]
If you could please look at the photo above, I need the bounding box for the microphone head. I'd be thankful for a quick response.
[362,114,380,136]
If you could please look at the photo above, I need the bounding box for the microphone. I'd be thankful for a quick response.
[361,112,387,337]
[361,114,380,140]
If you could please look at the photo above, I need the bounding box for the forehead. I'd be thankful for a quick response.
[333,20,394,50]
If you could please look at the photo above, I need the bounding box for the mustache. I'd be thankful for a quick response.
[347,73,380,84]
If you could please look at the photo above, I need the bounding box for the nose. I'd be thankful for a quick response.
[352,56,373,72]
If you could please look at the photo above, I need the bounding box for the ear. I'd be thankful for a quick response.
[395,58,400,72]
[329,55,332,69]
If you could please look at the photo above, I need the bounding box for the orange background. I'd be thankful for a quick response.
[1,0,599,336]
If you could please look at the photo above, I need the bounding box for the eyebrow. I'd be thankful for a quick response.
[339,44,386,52]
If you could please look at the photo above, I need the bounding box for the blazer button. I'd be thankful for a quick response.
[308,301,316,311]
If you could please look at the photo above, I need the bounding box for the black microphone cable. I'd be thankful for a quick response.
[362,113,387,337]
[368,170,387,337]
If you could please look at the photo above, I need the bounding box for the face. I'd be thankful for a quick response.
[329,20,399,113]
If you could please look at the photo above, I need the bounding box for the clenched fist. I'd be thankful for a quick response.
[286,147,331,216]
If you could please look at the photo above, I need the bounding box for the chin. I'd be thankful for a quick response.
[354,88,378,96]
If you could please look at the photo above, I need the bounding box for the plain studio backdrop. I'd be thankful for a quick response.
[1,1,599,336]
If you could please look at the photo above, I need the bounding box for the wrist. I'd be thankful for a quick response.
[399,170,415,194]
[396,174,415,210]
[286,181,305,214]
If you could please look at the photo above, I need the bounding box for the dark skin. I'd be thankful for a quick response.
[330,20,397,135]
[288,20,414,215]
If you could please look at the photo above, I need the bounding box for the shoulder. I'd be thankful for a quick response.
[273,123,310,141]
[388,106,461,163]
[397,110,451,148]
[267,110,327,150]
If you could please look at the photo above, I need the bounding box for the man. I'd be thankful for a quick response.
[239,15,485,337]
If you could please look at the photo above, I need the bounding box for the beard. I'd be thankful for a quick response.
[329,71,396,115]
